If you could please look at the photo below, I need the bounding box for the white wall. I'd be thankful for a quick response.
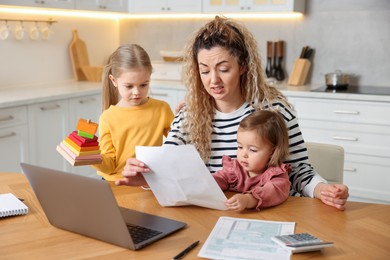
[0,13,119,88]
[1,0,389,89]
[119,0,390,87]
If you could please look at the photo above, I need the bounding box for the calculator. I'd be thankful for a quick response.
[271,233,334,253]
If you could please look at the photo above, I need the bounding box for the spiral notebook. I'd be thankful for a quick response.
[0,193,29,217]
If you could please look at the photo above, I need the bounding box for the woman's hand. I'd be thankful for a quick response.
[315,183,349,210]
[175,100,186,114]
[115,158,150,186]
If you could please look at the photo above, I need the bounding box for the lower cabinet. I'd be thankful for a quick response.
[0,105,29,173]
[28,99,69,171]
[67,94,102,178]
[286,95,390,204]
[26,93,102,179]
[149,87,186,113]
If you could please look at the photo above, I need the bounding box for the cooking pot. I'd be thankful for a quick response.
[325,70,350,89]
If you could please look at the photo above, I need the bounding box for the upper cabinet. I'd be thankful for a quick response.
[75,0,128,13]
[202,0,305,13]
[1,0,127,12]
[0,0,75,9]
[2,0,304,14]
[129,0,202,13]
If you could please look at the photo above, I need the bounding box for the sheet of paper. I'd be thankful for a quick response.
[136,145,227,210]
[198,216,294,260]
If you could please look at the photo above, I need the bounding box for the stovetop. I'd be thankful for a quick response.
[311,86,390,96]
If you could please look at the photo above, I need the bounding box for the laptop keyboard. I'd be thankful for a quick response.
[127,224,162,244]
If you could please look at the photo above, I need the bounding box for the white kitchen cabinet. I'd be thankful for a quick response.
[0,0,75,9]
[28,99,69,171]
[202,0,305,13]
[75,0,128,12]
[0,106,29,173]
[149,87,185,113]
[130,0,202,13]
[67,94,102,178]
[287,96,390,204]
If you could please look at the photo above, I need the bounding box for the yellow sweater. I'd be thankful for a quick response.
[92,98,174,181]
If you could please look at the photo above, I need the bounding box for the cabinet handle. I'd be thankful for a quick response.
[79,98,96,104]
[332,136,358,142]
[151,93,168,97]
[0,115,14,122]
[40,104,60,111]
[333,110,360,115]
[0,132,16,139]
[344,167,357,172]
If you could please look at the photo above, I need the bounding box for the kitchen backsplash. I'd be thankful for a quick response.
[0,14,119,88]
[1,0,389,89]
[119,0,390,88]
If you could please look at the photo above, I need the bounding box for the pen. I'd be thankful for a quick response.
[172,240,200,260]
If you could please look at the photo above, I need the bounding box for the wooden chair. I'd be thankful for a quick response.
[305,142,344,183]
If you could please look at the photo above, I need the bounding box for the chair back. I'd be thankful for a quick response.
[305,142,344,183]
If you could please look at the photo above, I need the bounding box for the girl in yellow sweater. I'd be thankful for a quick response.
[92,44,174,181]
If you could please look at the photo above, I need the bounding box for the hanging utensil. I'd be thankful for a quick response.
[271,41,277,78]
[275,40,285,81]
[265,41,273,78]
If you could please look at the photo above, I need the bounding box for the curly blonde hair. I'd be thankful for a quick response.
[182,16,288,162]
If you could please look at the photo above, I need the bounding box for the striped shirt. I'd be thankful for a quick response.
[165,100,326,197]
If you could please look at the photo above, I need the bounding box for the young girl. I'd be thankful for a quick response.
[212,110,291,212]
[92,44,174,181]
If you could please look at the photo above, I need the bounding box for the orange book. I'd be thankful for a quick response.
[76,119,98,136]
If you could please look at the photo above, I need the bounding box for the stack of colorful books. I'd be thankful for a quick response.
[56,119,102,166]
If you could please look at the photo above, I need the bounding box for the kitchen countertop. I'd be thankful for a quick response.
[0,81,102,109]
[1,80,389,109]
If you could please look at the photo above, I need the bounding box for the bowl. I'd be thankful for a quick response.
[160,50,184,62]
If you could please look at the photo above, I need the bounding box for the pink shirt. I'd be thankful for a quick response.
[212,155,291,210]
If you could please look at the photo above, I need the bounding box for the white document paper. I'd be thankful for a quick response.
[198,217,294,260]
[136,145,228,210]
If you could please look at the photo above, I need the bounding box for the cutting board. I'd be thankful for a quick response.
[69,29,89,81]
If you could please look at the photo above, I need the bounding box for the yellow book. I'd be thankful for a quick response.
[62,141,100,156]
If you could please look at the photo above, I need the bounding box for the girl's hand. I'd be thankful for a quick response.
[225,194,249,212]
[115,158,150,186]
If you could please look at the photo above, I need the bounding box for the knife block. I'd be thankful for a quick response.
[288,59,311,86]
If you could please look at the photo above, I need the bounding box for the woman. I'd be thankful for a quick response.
[116,16,349,210]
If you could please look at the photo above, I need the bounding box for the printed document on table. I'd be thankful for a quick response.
[136,145,227,210]
[198,216,294,260]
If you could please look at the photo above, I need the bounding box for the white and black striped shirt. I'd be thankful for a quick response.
[165,100,326,197]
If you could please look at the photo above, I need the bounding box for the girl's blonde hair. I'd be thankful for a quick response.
[102,44,152,110]
[182,16,288,161]
[238,110,289,167]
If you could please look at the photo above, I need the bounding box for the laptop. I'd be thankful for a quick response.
[20,163,186,250]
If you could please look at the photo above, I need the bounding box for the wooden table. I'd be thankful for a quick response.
[1,172,389,259]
